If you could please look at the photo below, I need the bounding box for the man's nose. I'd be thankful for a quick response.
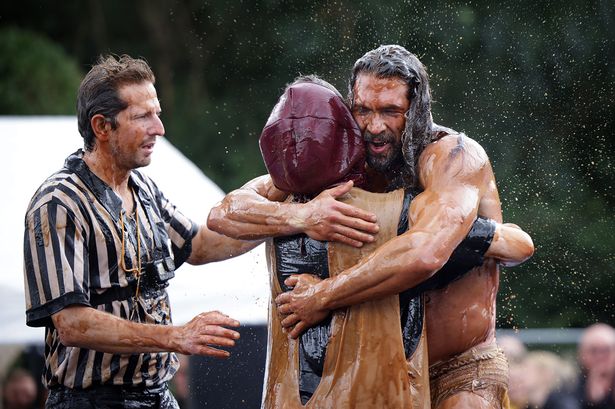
[366,113,386,135]
[152,114,165,137]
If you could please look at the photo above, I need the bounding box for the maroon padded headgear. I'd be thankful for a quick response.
[259,81,366,195]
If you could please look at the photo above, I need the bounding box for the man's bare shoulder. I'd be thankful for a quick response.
[419,133,490,187]
[423,133,487,159]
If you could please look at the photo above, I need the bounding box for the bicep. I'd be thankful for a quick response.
[409,135,490,252]
[407,186,481,265]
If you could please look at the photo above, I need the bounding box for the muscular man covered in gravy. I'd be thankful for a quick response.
[209,46,534,409]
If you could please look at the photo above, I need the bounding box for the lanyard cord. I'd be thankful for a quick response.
[119,192,142,320]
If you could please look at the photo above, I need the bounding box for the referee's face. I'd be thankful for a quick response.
[109,81,165,171]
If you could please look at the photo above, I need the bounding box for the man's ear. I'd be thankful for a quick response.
[91,114,110,142]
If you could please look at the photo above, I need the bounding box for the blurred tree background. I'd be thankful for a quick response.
[1,0,613,330]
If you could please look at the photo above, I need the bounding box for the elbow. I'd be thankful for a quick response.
[57,328,79,347]
[408,253,448,282]
[421,258,448,278]
[207,206,236,237]
[421,240,454,274]
[502,231,535,267]
[394,235,450,285]
[53,314,80,347]
[518,232,535,263]
[51,306,92,348]
[509,229,535,266]
[206,207,224,233]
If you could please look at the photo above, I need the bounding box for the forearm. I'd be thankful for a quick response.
[278,136,498,336]
[53,305,240,357]
[317,200,479,310]
[321,217,512,309]
[320,234,445,310]
[209,181,379,248]
[485,223,534,267]
[206,173,309,240]
[207,191,306,240]
[52,305,178,354]
[188,223,263,264]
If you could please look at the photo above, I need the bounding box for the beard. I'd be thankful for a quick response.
[363,130,404,173]
[109,136,151,171]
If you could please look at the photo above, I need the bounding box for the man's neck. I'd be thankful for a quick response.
[364,167,387,193]
[365,166,406,193]
[82,148,131,196]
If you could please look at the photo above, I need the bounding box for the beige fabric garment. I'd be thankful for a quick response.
[429,341,510,409]
[262,187,430,409]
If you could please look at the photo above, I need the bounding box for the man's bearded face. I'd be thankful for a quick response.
[363,130,404,172]
[351,73,410,175]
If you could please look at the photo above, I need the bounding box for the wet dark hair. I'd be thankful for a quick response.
[348,45,440,188]
[77,55,155,151]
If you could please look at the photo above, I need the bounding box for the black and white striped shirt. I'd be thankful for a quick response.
[23,150,198,389]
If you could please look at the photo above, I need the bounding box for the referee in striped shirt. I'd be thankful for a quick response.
[23,55,259,408]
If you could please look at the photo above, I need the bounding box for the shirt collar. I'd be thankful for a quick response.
[64,149,141,221]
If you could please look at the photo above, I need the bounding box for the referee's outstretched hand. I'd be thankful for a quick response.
[176,311,241,358]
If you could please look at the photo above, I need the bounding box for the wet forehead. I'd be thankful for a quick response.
[118,81,160,112]
[353,73,410,110]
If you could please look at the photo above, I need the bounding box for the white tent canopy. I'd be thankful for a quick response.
[0,116,269,345]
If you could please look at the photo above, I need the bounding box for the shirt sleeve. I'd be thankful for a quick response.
[150,183,198,269]
[24,201,91,327]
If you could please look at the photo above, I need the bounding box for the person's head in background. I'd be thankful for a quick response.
[578,323,615,376]
[499,335,527,366]
[259,75,366,198]
[2,368,38,409]
[499,335,529,409]
[522,350,576,408]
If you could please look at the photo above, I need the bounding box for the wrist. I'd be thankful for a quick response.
[287,202,310,234]
[145,322,179,353]
[316,278,335,311]
[158,324,181,353]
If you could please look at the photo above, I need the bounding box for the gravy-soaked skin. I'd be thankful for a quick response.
[24,55,259,409]
[272,132,511,409]
[416,136,511,409]
[411,133,503,364]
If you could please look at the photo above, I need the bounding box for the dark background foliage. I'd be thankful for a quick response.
[1,0,613,329]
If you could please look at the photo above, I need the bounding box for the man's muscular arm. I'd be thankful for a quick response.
[207,175,380,248]
[277,135,498,337]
